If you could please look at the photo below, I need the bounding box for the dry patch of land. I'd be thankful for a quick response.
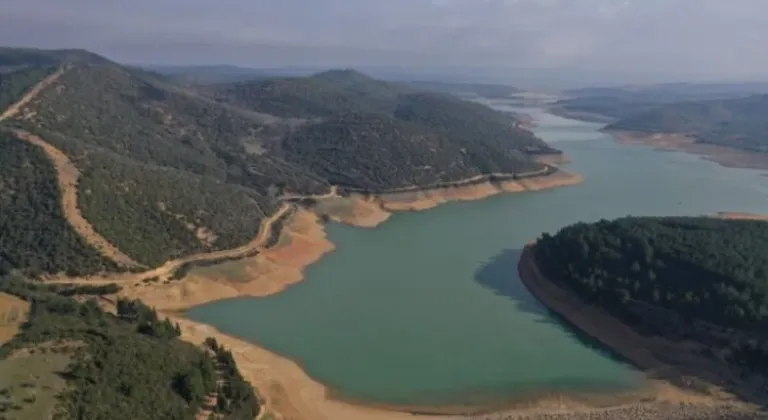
[0,293,30,345]
[380,170,583,212]
[609,131,768,171]
[121,208,335,310]
[717,212,768,221]
[311,194,391,228]
[0,346,71,419]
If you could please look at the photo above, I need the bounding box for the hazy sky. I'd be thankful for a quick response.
[3,0,768,82]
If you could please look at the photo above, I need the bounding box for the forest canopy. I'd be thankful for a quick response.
[534,216,768,331]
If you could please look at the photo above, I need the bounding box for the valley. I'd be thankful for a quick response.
[1,46,768,420]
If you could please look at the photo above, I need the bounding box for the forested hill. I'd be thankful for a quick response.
[533,216,768,392]
[405,80,522,99]
[605,94,768,153]
[554,82,768,122]
[0,276,261,420]
[0,47,559,274]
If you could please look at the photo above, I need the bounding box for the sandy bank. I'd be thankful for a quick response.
[609,131,768,171]
[379,169,583,212]
[533,153,573,166]
[717,212,768,221]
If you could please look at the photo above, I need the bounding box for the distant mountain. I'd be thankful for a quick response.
[555,82,768,122]
[0,47,558,274]
[606,94,768,153]
[406,81,522,99]
[143,64,325,84]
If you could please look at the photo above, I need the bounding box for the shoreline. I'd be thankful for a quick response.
[607,130,768,171]
[120,170,600,420]
[517,243,763,416]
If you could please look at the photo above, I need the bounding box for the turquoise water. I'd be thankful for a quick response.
[188,105,768,407]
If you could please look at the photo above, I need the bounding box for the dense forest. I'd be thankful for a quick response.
[206,69,406,118]
[534,216,768,387]
[0,275,260,420]
[0,132,118,276]
[0,66,55,111]
[281,113,537,191]
[0,48,558,268]
[606,94,768,152]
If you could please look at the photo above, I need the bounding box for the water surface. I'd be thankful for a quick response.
[188,104,768,407]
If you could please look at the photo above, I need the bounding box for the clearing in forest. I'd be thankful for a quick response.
[0,293,30,345]
[0,346,71,419]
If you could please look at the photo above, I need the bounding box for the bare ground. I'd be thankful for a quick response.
[0,293,30,345]
[717,212,768,221]
[379,170,583,212]
[609,131,768,171]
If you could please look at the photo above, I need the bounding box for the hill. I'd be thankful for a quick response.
[203,69,408,118]
[406,81,522,99]
[0,131,118,277]
[0,276,260,420]
[605,94,768,153]
[0,47,558,272]
[554,82,768,123]
[531,216,768,396]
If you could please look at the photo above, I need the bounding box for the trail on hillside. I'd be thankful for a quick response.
[13,129,145,268]
[0,68,144,268]
[0,67,65,121]
[45,203,294,285]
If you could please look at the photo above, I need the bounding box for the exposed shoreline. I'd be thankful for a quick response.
[121,170,592,420]
[517,243,765,419]
[608,130,768,171]
[717,212,768,221]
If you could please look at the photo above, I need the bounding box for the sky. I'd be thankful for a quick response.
[2,0,768,84]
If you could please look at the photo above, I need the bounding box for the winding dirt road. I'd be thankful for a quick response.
[0,67,143,268]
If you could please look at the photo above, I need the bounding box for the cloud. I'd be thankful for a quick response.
[2,0,768,81]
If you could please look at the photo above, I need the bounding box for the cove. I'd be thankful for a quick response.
[187,104,768,408]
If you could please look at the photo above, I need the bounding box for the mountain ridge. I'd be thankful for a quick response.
[0,46,564,274]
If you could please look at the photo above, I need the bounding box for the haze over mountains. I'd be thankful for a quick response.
[549,82,768,154]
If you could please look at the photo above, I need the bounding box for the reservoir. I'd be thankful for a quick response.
[187,105,768,408]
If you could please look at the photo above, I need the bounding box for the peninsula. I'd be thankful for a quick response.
[520,216,768,419]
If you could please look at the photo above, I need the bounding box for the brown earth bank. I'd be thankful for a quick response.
[717,212,768,221]
[533,154,573,166]
[378,169,582,212]
[608,131,768,171]
[517,244,768,420]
